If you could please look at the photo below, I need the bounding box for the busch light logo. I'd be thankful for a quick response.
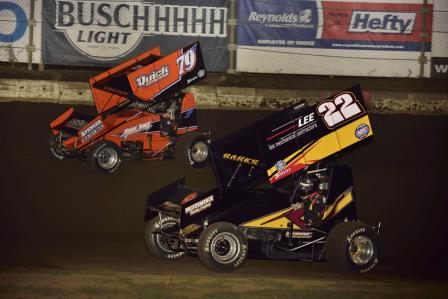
[55,0,227,60]
[275,160,286,171]
[136,65,169,88]
[349,11,416,34]
[355,123,370,139]
[248,9,313,28]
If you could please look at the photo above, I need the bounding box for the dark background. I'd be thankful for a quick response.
[0,102,447,275]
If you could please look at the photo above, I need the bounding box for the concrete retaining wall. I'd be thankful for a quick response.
[0,78,447,114]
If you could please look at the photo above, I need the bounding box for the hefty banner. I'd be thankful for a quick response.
[0,0,41,63]
[238,0,432,51]
[319,1,432,51]
[237,0,435,77]
[42,0,229,71]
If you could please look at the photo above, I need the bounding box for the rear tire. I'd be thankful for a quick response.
[326,222,380,273]
[145,216,185,260]
[89,141,122,174]
[198,222,248,273]
[175,131,209,168]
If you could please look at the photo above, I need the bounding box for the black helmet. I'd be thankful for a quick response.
[298,174,319,195]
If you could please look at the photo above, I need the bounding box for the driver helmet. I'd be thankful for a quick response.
[298,174,319,195]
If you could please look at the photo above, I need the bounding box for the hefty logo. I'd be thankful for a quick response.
[349,11,416,34]
[320,2,432,45]
[135,65,169,88]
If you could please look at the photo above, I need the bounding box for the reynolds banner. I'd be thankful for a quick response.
[237,0,435,77]
[42,0,229,71]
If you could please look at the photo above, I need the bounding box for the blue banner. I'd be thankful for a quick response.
[237,0,432,52]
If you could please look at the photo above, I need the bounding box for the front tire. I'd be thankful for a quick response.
[198,222,248,273]
[48,133,73,160]
[326,222,380,273]
[89,141,122,174]
[175,132,209,169]
[145,216,185,260]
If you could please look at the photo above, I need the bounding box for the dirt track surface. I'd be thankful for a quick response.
[1,243,448,299]
[0,102,448,297]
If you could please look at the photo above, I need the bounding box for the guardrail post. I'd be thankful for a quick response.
[27,0,36,70]
[227,0,237,74]
[419,0,429,77]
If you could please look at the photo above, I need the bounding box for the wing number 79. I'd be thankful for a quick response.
[177,47,197,76]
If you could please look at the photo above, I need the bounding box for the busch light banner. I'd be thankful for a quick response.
[237,0,436,77]
[42,0,229,71]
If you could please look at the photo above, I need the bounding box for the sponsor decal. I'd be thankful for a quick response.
[348,11,416,35]
[198,69,206,78]
[117,121,152,138]
[321,2,432,48]
[275,160,286,171]
[273,166,291,181]
[80,119,104,140]
[185,195,214,216]
[431,57,448,78]
[361,257,378,273]
[355,123,370,139]
[238,1,432,52]
[285,231,313,239]
[267,112,317,150]
[135,66,169,88]
[223,153,259,166]
[248,9,313,29]
[54,0,227,60]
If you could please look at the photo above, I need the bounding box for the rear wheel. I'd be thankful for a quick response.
[89,141,122,174]
[175,131,209,168]
[326,222,380,273]
[198,222,248,273]
[145,216,185,260]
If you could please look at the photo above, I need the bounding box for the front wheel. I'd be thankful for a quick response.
[88,141,122,174]
[175,131,210,169]
[325,222,380,273]
[48,133,74,160]
[144,216,185,260]
[198,222,248,273]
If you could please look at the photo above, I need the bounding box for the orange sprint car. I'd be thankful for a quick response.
[49,42,209,174]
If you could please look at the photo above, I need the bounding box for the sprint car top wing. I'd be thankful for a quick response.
[210,85,373,193]
[89,42,206,113]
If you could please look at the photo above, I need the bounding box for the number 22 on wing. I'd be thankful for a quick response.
[317,92,363,128]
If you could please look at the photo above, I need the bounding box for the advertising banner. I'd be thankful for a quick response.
[0,0,41,63]
[430,1,448,78]
[41,0,229,71]
[236,0,435,77]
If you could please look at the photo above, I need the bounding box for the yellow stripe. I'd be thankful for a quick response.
[241,208,300,229]
[322,190,353,220]
[268,115,373,179]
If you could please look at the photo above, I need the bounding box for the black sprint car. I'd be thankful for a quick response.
[144,85,380,273]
